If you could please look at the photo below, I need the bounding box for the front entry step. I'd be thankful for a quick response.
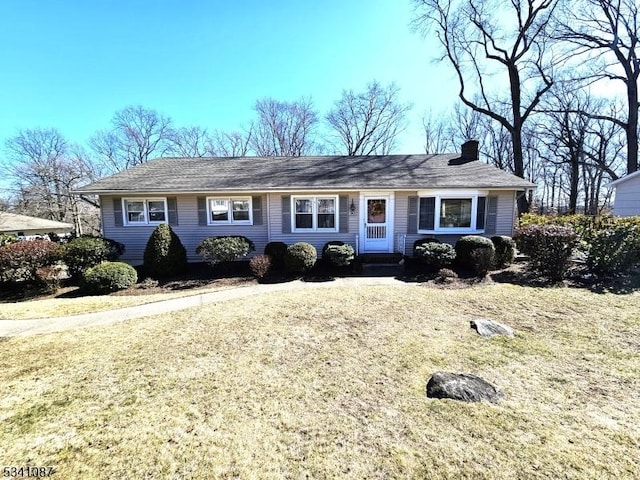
[360,262,403,276]
[357,253,403,265]
[357,253,404,276]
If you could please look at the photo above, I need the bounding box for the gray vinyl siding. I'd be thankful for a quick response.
[268,193,359,256]
[495,190,517,236]
[398,190,517,256]
[100,189,519,262]
[613,176,640,216]
[101,195,268,265]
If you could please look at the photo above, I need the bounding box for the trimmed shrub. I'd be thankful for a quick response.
[322,242,355,267]
[455,235,495,276]
[491,235,516,268]
[435,267,458,284]
[413,237,441,255]
[63,237,116,279]
[586,223,640,276]
[284,242,317,273]
[72,234,125,258]
[250,254,272,279]
[143,224,188,278]
[414,242,456,270]
[196,236,255,264]
[0,233,17,247]
[81,261,138,294]
[0,239,62,283]
[264,241,288,269]
[514,224,577,281]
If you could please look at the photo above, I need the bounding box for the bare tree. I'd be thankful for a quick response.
[209,129,252,157]
[422,111,455,154]
[165,126,213,157]
[413,0,557,213]
[556,0,639,174]
[3,129,99,234]
[326,81,411,155]
[90,105,173,172]
[249,97,319,156]
[536,88,592,212]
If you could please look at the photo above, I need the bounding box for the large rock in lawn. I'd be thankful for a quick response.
[470,318,515,337]
[426,372,501,403]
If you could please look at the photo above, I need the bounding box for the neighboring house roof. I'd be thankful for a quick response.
[74,154,536,194]
[0,212,74,234]
[610,169,640,187]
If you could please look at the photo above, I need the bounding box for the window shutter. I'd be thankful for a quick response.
[113,198,123,227]
[485,196,498,234]
[419,197,436,231]
[408,196,418,233]
[167,197,178,226]
[197,197,207,226]
[282,195,291,234]
[252,195,263,225]
[339,195,349,233]
[476,196,486,230]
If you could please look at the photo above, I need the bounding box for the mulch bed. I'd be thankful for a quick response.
[2,260,639,304]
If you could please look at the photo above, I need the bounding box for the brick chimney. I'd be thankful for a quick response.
[461,140,479,162]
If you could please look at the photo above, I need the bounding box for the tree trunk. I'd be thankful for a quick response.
[627,82,639,174]
[568,157,579,214]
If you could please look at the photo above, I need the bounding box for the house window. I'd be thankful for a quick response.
[208,197,252,225]
[418,194,486,233]
[292,196,338,231]
[440,198,472,228]
[123,198,167,225]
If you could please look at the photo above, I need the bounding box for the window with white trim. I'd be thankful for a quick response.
[418,194,486,233]
[123,198,167,225]
[292,196,338,232]
[207,197,252,225]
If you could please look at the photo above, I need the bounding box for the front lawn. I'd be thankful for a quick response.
[0,284,638,479]
[0,277,255,320]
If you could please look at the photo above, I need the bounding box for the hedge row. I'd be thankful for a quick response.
[412,235,516,277]
[518,214,640,277]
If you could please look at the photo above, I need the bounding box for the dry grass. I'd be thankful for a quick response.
[0,282,252,320]
[0,284,638,479]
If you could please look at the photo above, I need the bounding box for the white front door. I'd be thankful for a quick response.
[362,195,393,252]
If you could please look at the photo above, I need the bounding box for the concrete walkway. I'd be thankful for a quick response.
[0,277,406,338]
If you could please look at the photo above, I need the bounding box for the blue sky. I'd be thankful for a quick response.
[0,0,458,155]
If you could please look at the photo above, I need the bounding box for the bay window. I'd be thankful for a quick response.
[418,192,487,233]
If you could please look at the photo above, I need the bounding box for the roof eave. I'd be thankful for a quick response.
[74,184,536,196]
[610,170,640,187]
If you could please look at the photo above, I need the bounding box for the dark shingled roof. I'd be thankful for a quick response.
[74,154,535,194]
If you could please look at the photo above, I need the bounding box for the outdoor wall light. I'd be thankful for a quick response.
[350,198,357,215]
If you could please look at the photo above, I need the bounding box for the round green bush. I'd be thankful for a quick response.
[413,237,441,255]
[63,237,111,279]
[491,235,516,268]
[264,241,288,269]
[322,241,355,267]
[81,261,138,294]
[415,242,456,270]
[196,236,255,264]
[143,224,188,278]
[455,235,495,276]
[284,242,317,273]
